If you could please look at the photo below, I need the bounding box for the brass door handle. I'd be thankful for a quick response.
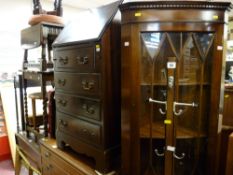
[154,147,165,157]
[173,152,185,160]
[166,145,185,160]
[173,101,198,116]
[149,97,167,115]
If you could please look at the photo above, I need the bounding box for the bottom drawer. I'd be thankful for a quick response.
[56,112,102,145]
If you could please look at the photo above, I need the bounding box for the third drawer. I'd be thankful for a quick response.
[56,112,102,146]
[55,92,101,121]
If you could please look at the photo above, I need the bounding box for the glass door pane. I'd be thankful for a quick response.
[140,32,167,175]
[173,32,214,175]
[140,32,179,175]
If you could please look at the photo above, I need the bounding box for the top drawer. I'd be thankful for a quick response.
[41,146,84,175]
[54,45,95,72]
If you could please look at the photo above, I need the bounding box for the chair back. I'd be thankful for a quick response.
[32,0,63,16]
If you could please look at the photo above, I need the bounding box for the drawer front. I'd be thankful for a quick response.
[41,146,83,175]
[57,112,102,145]
[42,163,51,175]
[52,163,82,175]
[42,159,54,175]
[41,146,52,160]
[56,92,101,121]
[54,46,95,72]
[41,147,52,175]
[55,72,101,96]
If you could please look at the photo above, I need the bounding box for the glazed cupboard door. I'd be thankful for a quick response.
[139,32,214,175]
[140,32,167,175]
[172,33,214,175]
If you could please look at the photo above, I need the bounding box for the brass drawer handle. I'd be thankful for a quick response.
[62,121,68,126]
[45,152,50,157]
[57,99,67,106]
[59,56,68,64]
[91,132,96,137]
[82,128,88,133]
[45,166,50,171]
[58,119,68,127]
[57,79,66,86]
[81,128,96,138]
[45,164,52,171]
[77,56,88,64]
[82,81,94,90]
[82,104,95,114]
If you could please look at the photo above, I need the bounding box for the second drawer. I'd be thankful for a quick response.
[55,72,101,96]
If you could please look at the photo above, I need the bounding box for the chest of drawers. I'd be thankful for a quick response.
[53,1,121,173]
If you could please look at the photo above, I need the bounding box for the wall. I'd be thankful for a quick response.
[0,95,11,161]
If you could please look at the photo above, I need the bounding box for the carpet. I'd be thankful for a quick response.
[0,159,32,175]
[0,159,14,175]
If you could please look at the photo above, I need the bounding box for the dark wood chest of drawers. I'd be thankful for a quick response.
[53,1,121,173]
